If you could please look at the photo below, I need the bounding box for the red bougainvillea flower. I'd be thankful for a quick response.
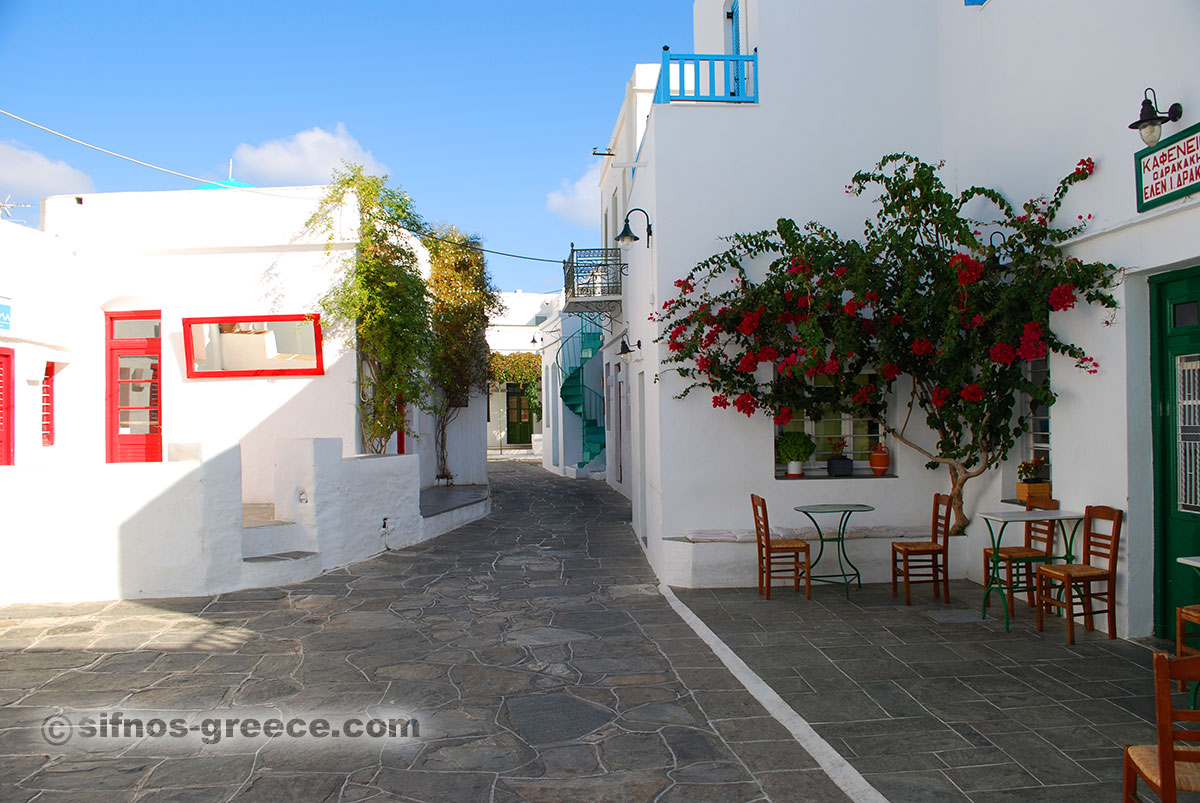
[712,394,730,409]
[833,267,848,277]
[787,258,809,275]
[912,338,934,356]
[989,343,1017,365]
[881,363,900,381]
[1074,157,1095,177]
[890,314,905,327]
[960,383,985,402]
[695,355,711,372]
[823,358,841,375]
[931,387,951,408]
[1017,321,1047,361]
[673,278,695,294]
[950,253,984,285]
[859,319,877,336]
[669,324,687,340]
[844,299,864,316]
[797,294,813,309]
[736,352,759,372]
[757,345,778,363]
[668,340,684,352]
[737,306,765,336]
[853,383,876,404]
[733,393,758,417]
[1075,355,1100,375]
[864,291,880,305]
[1048,284,1077,311]
[773,407,793,426]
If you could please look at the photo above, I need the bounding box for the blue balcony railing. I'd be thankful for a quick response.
[653,48,758,104]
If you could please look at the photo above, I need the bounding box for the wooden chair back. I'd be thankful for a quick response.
[1082,505,1123,576]
[751,493,770,553]
[1152,651,1200,799]
[930,493,952,549]
[1025,497,1060,556]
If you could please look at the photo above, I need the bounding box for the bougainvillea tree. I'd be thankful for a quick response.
[490,351,543,420]
[655,154,1119,531]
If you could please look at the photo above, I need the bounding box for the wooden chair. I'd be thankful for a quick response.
[1123,651,1200,802]
[751,494,811,600]
[1035,505,1123,644]
[891,493,952,605]
[982,497,1059,618]
[1177,605,1200,664]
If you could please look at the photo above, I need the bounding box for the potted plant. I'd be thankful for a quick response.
[1016,456,1051,502]
[776,431,816,477]
[826,436,854,477]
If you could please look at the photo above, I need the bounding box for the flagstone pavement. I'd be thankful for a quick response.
[0,462,846,803]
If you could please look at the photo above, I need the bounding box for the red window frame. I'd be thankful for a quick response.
[41,362,55,446]
[181,314,324,378]
[105,310,162,464]
[0,348,13,465]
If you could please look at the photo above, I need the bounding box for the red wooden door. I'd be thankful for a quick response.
[105,312,162,463]
[0,348,13,465]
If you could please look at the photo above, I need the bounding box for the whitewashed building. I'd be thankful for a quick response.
[485,290,556,453]
[586,0,1200,641]
[0,184,486,603]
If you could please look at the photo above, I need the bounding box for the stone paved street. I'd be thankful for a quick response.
[0,462,849,802]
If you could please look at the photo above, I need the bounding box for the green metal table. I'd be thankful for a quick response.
[793,503,873,598]
[979,508,1085,631]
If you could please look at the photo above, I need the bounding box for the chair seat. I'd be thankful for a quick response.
[893,540,942,554]
[1039,563,1106,581]
[985,546,1048,560]
[768,538,809,551]
[1182,604,1200,621]
[1126,744,1200,792]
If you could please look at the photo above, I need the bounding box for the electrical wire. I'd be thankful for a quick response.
[0,107,568,265]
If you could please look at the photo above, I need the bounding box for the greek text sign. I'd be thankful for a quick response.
[1137,121,1200,212]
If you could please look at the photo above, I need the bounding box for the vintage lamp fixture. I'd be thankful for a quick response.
[615,208,653,250]
[1129,87,1183,147]
[618,338,641,363]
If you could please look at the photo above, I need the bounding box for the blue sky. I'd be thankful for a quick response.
[0,1,693,290]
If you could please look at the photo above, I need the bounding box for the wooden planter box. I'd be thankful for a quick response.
[1016,481,1052,503]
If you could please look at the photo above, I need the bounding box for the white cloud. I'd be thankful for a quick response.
[546,163,601,227]
[232,123,388,186]
[0,141,94,198]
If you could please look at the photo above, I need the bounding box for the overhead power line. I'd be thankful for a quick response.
[0,108,567,265]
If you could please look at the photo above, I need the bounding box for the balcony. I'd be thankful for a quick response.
[653,48,758,104]
[563,246,624,315]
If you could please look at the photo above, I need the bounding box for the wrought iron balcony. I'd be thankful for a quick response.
[563,245,624,315]
[654,48,758,104]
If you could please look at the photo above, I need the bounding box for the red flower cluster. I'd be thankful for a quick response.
[859,319,877,336]
[960,383,985,402]
[912,338,934,356]
[881,363,900,381]
[844,299,864,316]
[695,355,711,372]
[864,291,880,304]
[757,345,778,363]
[1074,157,1095,177]
[962,313,985,330]
[853,383,876,404]
[1075,355,1100,375]
[833,267,848,278]
[736,352,759,372]
[787,258,810,275]
[931,387,951,408]
[950,253,984,286]
[989,342,1017,365]
[712,394,730,409]
[733,393,758,417]
[1048,284,1077,311]
[796,294,813,309]
[773,407,793,426]
[673,278,695,294]
[668,340,685,352]
[890,314,905,327]
[738,306,765,336]
[1017,321,1046,361]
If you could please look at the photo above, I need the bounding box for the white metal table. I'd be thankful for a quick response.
[793,503,874,598]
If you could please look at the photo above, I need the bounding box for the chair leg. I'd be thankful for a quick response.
[1065,582,1076,644]
[941,554,950,603]
[904,554,912,606]
[1036,572,1045,632]
[1122,747,1138,802]
[764,554,772,601]
[1107,584,1116,639]
[804,553,812,600]
[1081,582,1095,633]
[793,552,800,594]
[891,549,899,598]
[1005,561,1015,616]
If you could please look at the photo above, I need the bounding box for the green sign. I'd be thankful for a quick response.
[1136,120,1200,213]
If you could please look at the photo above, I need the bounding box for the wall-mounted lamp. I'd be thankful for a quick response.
[618,338,642,364]
[1130,87,1183,147]
[986,231,1008,270]
[615,208,653,250]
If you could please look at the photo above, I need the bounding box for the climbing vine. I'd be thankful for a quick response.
[489,351,543,420]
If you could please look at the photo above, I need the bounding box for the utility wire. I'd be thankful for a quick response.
[0,107,567,265]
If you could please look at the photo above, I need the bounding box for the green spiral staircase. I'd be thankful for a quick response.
[556,315,606,468]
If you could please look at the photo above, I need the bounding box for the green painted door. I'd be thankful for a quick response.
[506,386,532,445]
[1152,268,1200,639]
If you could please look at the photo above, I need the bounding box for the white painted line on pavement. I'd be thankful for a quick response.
[658,583,889,803]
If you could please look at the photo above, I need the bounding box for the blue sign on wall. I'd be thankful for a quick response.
[0,304,9,331]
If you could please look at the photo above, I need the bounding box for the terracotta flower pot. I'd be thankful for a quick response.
[869,443,890,477]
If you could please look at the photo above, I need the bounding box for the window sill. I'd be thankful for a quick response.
[774,470,896,480]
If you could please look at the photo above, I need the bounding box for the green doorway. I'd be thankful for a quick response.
[506,384,532,446]
[1151,267,1200,639]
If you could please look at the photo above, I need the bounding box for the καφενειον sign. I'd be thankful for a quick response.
[1137,121,1200,213]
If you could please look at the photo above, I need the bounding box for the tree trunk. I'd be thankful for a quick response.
[946,463,970,535]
